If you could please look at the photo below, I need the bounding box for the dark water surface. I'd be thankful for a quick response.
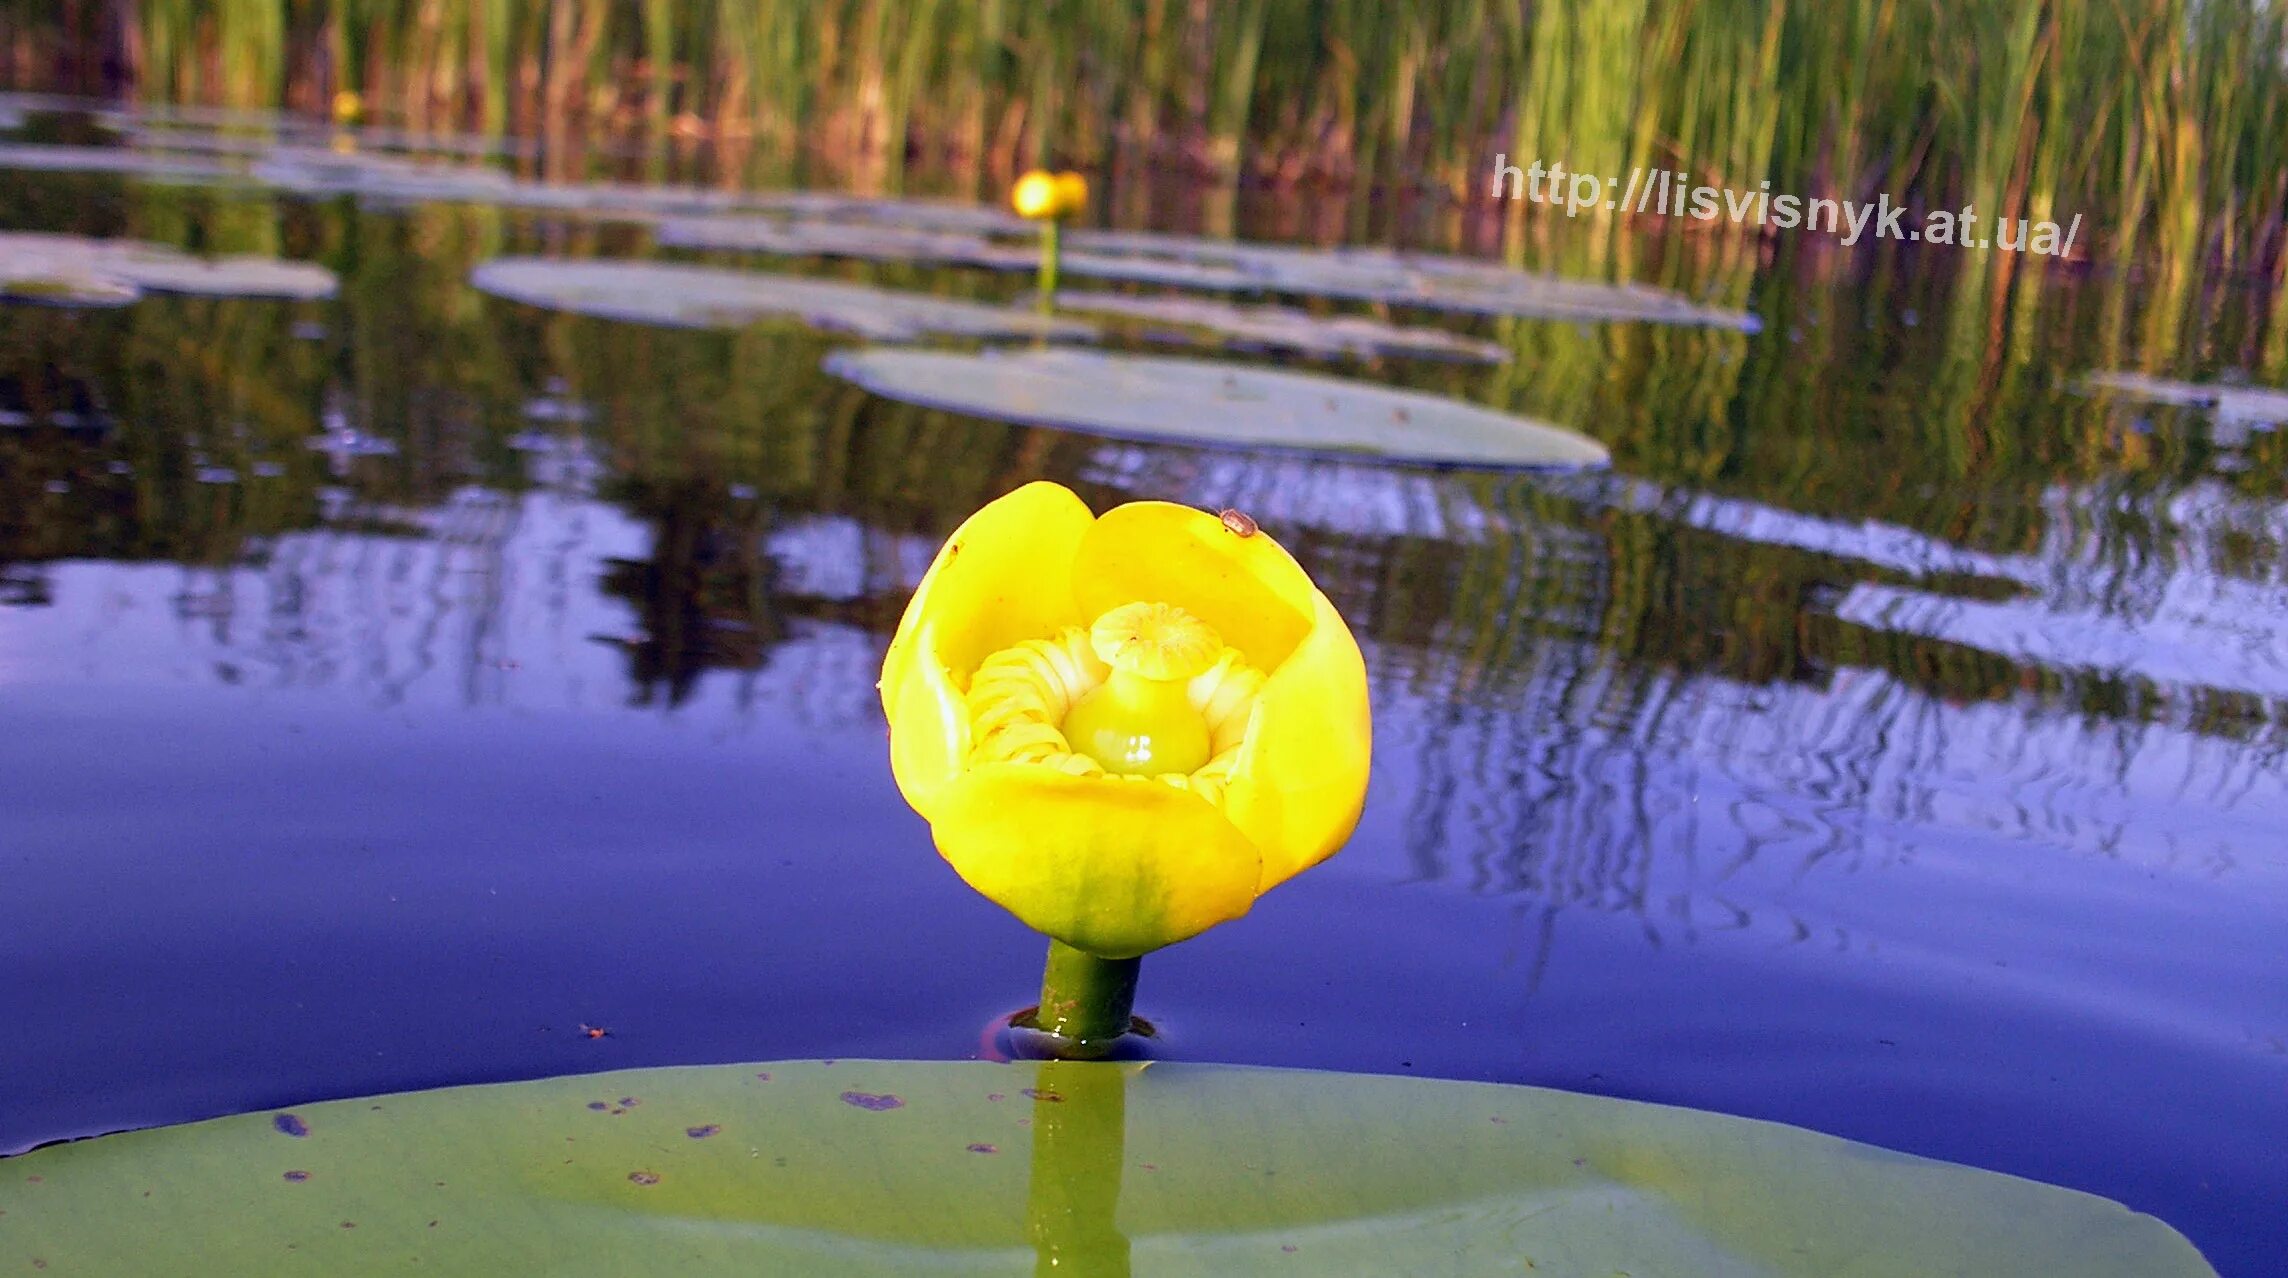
[1,114,2284,1274]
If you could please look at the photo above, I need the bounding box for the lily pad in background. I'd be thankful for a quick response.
[0,130,1745,332]
[825,347,1608,469]
[0,1059,2210,1276]
[470,257,1094,342]
[662,214,1751,331]
[0,142,239,183]
[0,232,337,307]
[1063,230,1762,330]
[2080,371,2288,427]
[1051,291,1509,363]
[655,214,1038,270]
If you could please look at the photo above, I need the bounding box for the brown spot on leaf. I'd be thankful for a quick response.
[283,1170,310,1183]
[840,1091,904,1111]
[966,1143,998,1155]
[273,1114,310,1138]
[755,1071,773,1082]
[1020,1088,1063,1103]
[586,1101,609,1111]
[686,1125,721,1140]
[986,1092,1005,1102]
[628,1171,661,1187]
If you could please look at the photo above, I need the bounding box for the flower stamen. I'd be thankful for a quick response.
[960,602,1262,796]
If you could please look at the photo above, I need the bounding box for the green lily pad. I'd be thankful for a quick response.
[2081,371,2288,426]
[1052,291,1508,362]
[736,193,1032,236]
[825,347,1609,468]
[0,232,337,307]
[655,216,1751,330]
[656,214,1038,269]
[0,1059,2209,1275]
[1065,230,1761,329]
[471,258,1094,342]
[0,142,238,182]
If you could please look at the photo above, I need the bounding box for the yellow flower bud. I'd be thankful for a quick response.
[1012,170,1061,221]
[1053,171,1089,219]
[881,483,1372,958]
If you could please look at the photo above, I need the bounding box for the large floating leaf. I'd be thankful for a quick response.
[0,1059,2209,1275]
[656,214,1037,269]
[691,194,1030,237]
[252,147,751,219]
[1062,230,1762,329]
[2081,371,2288,426]
[470,258,1093,342]
[826,347,1608,469]
[0,142,237,183]
[0,232,336,307]
[1052,291,1508,363]
[659,215,1752,330]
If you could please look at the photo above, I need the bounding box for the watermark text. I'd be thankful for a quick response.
[1490,155,2082,257]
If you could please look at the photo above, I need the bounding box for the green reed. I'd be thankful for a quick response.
[0,0,2283,274]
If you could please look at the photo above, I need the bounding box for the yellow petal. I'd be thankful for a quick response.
[1011,171,1060,220]
[1053,171,1089,218]
[882,481,1093,711]
[930,764,1262,958]
[884,620,971,818]
[881,482,1094,813]
[1221,588,1372,893]
[1071,502,1315,673]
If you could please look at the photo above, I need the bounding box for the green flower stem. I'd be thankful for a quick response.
[1036,219,1061,313]
[1034,939,1138,1056]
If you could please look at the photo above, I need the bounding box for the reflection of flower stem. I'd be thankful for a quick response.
[1025,1061,1131,1278]
[1036,220,1061,314]
[1034,939,1138,1057]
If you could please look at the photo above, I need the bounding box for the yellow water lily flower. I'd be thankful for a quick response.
[881,482,1371,958]
[1012,169,1088,221]
[1011,170,1061,220]
[331,90,364,126]
[1052,171,1089,218]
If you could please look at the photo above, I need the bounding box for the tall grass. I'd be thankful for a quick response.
[0,0,2283,277]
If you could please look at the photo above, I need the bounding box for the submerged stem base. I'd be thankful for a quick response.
[1031,940,1140,1059]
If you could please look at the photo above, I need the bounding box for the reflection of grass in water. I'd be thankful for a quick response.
[4,167,2287,725]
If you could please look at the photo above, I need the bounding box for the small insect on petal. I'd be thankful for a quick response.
[1218,508,1258,538]
[579,1024,610,1039]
